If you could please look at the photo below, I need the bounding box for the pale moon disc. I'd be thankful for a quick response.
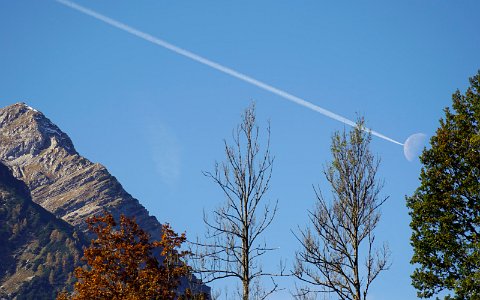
[403,133,427,161]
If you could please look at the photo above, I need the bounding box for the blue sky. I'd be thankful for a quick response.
[1,1,480,299]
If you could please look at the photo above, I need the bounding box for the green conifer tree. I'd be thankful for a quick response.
[407,71,480,299]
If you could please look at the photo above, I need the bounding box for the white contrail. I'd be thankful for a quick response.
[55,0,404,146]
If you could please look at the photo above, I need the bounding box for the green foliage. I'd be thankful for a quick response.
[406,71,480,299]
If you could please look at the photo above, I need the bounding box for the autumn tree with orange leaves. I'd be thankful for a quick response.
[57,212,206,300]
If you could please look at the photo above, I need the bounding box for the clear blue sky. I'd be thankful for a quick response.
[1,1,479,299]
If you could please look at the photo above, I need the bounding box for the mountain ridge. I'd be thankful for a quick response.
[0,103,162,239]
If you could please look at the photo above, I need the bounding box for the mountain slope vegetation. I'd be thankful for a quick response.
[0,162,84,299]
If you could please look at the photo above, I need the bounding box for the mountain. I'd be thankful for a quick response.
[0,103,162,239]
[0,103,209,297]
[0,161,84,299]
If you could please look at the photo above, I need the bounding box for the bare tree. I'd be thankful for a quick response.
[294,119,390,300]
[191,103,280,300]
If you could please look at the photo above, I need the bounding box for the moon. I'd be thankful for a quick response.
[403,133,427,161]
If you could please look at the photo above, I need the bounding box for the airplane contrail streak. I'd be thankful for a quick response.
[55,0,404,146]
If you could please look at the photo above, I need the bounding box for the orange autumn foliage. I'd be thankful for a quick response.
[58,212,199,300]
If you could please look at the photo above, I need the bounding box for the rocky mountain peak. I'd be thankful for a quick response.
[0,103,76,161]
[0,103,162,238]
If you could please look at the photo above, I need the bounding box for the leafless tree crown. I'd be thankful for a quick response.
[294,119,390,300]
[192,103,280,300]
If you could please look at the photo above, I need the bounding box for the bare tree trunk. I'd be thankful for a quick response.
[243,218,249,300]
[243,279,249,300]
[354,234,360,300]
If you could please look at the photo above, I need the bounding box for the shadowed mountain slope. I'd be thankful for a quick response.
[0,162,84,299]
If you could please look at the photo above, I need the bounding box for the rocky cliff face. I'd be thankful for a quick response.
[0,103,162,239]
[0,162,84,299]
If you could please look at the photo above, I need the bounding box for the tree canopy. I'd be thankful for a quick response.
[58,212,206,300]
[407,71,480,299]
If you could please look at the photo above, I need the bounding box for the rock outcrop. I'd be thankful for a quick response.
[0,103,162,239]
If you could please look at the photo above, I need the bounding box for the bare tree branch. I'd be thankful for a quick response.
[294,118,390,300]
[191,103,282,300]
